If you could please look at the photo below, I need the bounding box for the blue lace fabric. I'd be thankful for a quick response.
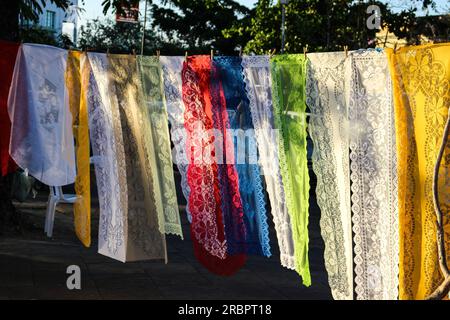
[213,56,271,257]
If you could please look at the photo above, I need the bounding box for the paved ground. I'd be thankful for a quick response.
[0,175,332,300]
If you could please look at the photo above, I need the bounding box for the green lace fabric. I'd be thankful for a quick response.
[271,54,311,286]
[137,56,183,239]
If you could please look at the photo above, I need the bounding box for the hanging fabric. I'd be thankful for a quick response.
[212,56,270,257]
[387,44,450,300]
[209,58,248,256]
[182,55,245,275]
[160,56,191,223]
[87,52,166,262]
[8,43,76,186]
[271,54,311,286]
[0,41,19,176]
[138,55,183,238]
[307,52,353,300]
[242,55,296,270]
[65,51,91,247]
[347,49,399,300]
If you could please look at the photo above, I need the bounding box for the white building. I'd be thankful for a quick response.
[21,0,80,44]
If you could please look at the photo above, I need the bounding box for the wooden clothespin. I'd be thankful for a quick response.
[185,51,188,62]
[344,45,348,58]
[239,47,243,57]
[156,50,160,59]
[106,48,110,56]
[303,45,308,59]
[393,42,398,53]
[132,49,136,56]
[211,49,214,59]
[270,48,277,58]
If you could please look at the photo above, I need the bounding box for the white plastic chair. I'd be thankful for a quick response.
[44,156,98,238]
[44,186,79,237]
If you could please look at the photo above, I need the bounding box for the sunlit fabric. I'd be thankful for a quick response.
[271,54,311,286]
[181,55,246,275]
[87,52,166,262]
[65,51,91,247]
[387,44,450,300]
[213,56,270,257]
[8,44,76,186]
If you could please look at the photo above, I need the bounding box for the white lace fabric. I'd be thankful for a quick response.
[347,50,399,300]
[8,43,76,186]
[242,55,296,270]
[160,56,192,223]
[87,53,167,262]
[307,52,353,300]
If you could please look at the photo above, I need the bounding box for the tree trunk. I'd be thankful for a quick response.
[0,1,20,41]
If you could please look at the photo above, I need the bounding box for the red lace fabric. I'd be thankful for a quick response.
[0,41,19,176]
[182,55,245,275]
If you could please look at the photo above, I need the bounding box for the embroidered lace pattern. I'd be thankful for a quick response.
[160,56,192,223]
[87,52,127,261]
[242,55,296,270]
[138,56,183,238]
[181,55,246,275]
[387,44,450,300]
[213,56,271,257]
[271,54,311,286]
[306,52,353,299]
[347,50,399,300]
[210,58,248,255]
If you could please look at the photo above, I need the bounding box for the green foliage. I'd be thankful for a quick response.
[150,0,251,54]
[18,25,59,46]
[78,18,157,54]
[223,0,444,54]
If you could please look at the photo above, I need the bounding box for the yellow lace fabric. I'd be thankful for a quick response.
[387,44,450,300]
[65,51,91,247]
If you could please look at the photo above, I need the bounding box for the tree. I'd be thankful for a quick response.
[150,0,251,54]
[223,0,442,54]
[78,18,157,54]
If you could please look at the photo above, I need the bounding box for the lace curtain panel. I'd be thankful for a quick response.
[65,51,91,247]
[0,41,19,176]
[87,52,166,262]
[213,56,271,257]
[387,44,450,300]
[271,54,311,286]
[8,43,76,186]
[347,50,399,300]
[307,52,353,300]
[210,58,248,256]
[160,56,192,223]
[241,56,296,270]
[308,50,399,299]
[181,55,246,275]
[138,56,183,238]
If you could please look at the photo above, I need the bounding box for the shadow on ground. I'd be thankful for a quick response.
[0,171,331,300]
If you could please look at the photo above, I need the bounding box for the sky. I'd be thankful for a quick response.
[77,0,449,26]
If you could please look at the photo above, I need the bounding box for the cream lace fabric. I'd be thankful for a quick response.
[242,55,296,270]
[87,53,166,262]
[347,50,399,300]
[8,43,76,186]
[138,56,183,238]
[160,56,191,223]
[307,52,353,300]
